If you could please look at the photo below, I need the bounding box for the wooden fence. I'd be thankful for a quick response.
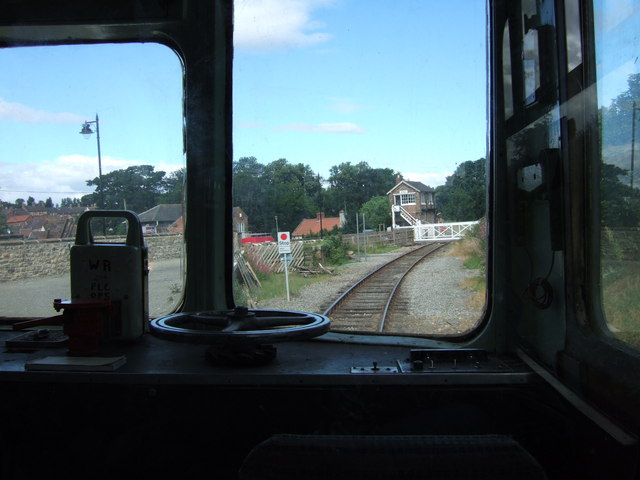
[241,241,306,273]
[236,228,415,275]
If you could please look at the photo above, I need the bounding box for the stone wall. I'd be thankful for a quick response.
[0,234,183,282]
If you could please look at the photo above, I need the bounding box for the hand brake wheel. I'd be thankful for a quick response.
[150,307,330,366]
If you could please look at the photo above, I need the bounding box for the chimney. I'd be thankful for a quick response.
[316,212,325,220]
[339,210,346,226]
[396,175,402,184]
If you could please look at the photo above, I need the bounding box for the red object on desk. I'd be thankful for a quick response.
[53,299,118,356]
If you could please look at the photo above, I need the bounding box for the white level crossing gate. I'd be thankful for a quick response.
[413,221,480,242]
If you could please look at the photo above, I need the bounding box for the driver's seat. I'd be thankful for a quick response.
[239,434,548,479]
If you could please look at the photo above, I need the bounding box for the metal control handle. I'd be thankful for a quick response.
[75,210,143,246]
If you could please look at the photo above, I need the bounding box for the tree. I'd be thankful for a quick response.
[159,168,185,204]
[360,196,391,231]
[600,73,640,148]
[232,157,322,234]
[435,158,486,221]
[0,193,10,210]
[262,159,320,232]
[233,157,269,233]
[600,163,640,228]
[0,195,7,233]
[598,72,640,197]
[324,161,399,231]
[597,72,640,229]
[61,197,83,208]
[231,157,399,234]
[82,165,168,213]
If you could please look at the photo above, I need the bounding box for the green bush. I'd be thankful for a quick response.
[322,234,349,265]
[455,218,487,275]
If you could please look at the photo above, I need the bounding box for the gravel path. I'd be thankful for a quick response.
[257,243,484,336]
[384,246,482,335]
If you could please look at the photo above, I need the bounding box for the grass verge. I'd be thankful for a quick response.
[234,270,332,305]
[447,224,487,311]
[602,260,640,348]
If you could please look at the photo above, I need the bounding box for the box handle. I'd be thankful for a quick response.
[75,210,144,246]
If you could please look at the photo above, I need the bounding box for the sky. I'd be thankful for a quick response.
[594,0,640,106]
[0,0,489,207]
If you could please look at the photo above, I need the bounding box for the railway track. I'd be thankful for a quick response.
[323,243,445,333]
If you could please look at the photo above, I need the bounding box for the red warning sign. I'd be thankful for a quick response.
[278,231,291,253]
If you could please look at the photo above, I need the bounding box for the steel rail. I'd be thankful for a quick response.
[323,243,445,333]
[379,244,444,331]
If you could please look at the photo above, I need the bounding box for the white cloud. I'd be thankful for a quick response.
[0,155,177,206]
[273,122,366,134]
[234,0,335,52]
[0,98,85,124]
[327,97,366,114]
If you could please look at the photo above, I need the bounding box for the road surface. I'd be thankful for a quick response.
[0,258,183,318]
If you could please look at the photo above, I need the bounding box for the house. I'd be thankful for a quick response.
[138,204,182,234]
[167,216,183,234]
[292,211,346,238]
[166,206,246,236]
[6,213,32,235]
[387,177,437,227]
[5,206,87,239]
[233,207,249,235]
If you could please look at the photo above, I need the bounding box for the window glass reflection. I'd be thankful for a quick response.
[595,1,640,348]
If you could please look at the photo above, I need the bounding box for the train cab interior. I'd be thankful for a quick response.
[1,0,639,479]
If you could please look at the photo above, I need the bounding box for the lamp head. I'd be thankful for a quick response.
[79,122,94,139]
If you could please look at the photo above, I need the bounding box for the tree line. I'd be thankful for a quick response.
[233,157,404,234]
[599,73,640,228]
[234,156,488,234]
[2,157,489,236]
[2,196,55,209]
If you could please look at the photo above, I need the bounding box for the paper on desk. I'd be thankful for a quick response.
[25,355,126,372]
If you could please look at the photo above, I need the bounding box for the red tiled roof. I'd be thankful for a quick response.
[292,214,341,237]
[168,216,183,233]
[7,215,31,224]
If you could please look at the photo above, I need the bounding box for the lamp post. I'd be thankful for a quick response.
[631,102,639,189]
[80,114,106,236]
[79,114,105,210]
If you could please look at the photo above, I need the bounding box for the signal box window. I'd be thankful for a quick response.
[400,194,416,206]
